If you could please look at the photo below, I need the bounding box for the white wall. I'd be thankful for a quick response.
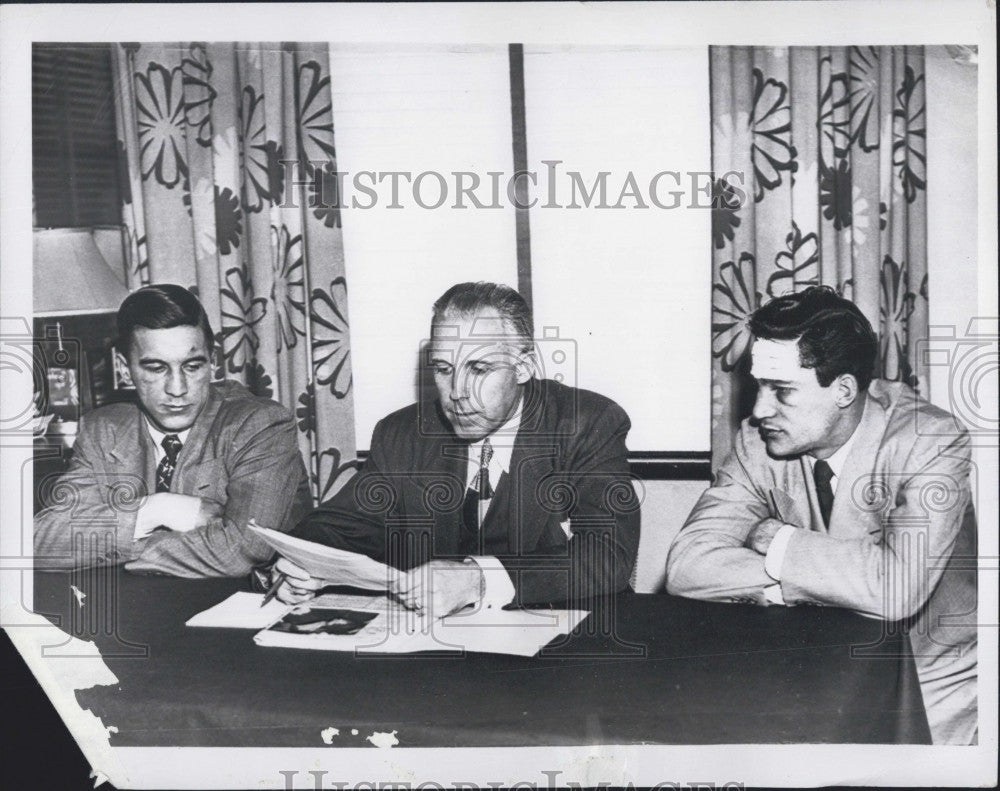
[632,479,707,592]
[524,46,712,452]
[335,44,713,452]
[330,44,520,446]
[924,47,980,414]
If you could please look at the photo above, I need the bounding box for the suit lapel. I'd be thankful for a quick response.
[428,420,469,558]
[499,380,557,554]
[799,455,828,532]
[425,380,557,556]
[828,393,888,538]
[172,386,224,493]
[107,409,156,494]
[770,485,812,530]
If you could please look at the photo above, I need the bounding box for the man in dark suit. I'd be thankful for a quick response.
[34,284,311,577]
[667,286,977,744]
[273,282,639,616]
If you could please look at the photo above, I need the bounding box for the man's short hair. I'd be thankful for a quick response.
[432,282,533,348]
[748,285,878,390]
[117,284,215,355]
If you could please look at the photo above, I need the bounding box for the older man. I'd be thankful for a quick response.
[274,281,639,616]
[667,286,977,745]
[34,284,311,577]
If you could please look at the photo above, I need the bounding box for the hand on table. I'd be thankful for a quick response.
[391,559,484,618]
[272,557,330,604]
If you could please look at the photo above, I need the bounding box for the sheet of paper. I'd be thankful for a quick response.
[247,522,394,590]
[253,598,590,657]
[184,592,291,629]
[426,607,591,657]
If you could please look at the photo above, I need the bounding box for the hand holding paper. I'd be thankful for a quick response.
[247,521,396,598]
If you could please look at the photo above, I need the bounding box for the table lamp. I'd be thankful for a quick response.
[33,227,129,316]
[33,228,131,442]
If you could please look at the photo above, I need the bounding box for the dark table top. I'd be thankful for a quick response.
[33,568,931,747]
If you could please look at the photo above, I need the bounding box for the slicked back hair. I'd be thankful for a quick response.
[748,285,878,391]
[117,284,215,356]
[432,281,533,350]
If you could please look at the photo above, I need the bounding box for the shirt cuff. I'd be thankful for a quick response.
[764,523,797,581]
[133,499,158,542]
[466,555,516,609]
[763,583,786,605]
[175,494,204,531]
[135,494,203,541]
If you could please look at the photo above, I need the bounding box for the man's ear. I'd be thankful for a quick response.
[115,348,134,387]
[514,346,536,384]
[833,373,861,408]
[210,343,224,382]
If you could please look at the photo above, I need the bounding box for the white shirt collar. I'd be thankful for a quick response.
[466,396,523,486]
[808,417,861,485]
[144,418,191,462]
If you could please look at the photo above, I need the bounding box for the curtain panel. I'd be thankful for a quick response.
[710,46,929,465]
[112,42,356,503]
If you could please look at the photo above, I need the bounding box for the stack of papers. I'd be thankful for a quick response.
[186,591,588,657]
[194,525,591,656]
[247,523,393,590]
[185,592,291,629]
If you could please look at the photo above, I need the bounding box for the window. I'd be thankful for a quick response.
[33,43,121,227]
[334,44,712,453]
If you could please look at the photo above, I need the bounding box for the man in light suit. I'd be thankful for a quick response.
[667,286,977,745]
[34,284,311,577]
[272,281,639,616]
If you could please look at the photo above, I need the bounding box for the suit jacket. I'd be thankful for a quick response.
[666,380,977,740]
[293,377,640,606]
[34,381,312,577]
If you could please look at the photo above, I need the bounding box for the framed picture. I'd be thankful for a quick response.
[111,345,134,390]
[44,365,79,422]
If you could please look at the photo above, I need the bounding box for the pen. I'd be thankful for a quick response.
[261,572,287,607]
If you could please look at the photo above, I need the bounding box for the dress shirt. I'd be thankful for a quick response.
[144,419,192,466]
[462,399,523,609]
[763,419,861,604]
[135,419,199,540]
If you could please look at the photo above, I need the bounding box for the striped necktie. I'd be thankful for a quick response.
[477,438,494,501]
[460,439,494,554]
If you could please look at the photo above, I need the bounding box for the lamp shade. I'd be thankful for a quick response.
[34,228,130,315]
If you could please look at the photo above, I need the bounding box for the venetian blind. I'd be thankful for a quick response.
[33,43,121,228]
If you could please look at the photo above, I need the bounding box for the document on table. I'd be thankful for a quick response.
[251,592,590,657]
[246,522,393,590]
[185,592,291,629]
[184,591,381,630]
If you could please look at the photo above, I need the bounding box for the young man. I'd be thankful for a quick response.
[34,284,311,577]
[667,286,977,745]
[272,281,639,616]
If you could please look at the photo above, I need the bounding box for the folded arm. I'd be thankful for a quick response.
[778,430,972,620]
[34,420,145,570]
[125,410,312,577]
[665,428,777,602]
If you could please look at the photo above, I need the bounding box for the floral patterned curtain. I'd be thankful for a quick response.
[112,42,356,503]
[710,46,928,465]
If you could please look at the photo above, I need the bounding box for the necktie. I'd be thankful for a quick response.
[477,439,494,501]
[460,439,494,554]
[813,459,835,528]
[156,434,183,493]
